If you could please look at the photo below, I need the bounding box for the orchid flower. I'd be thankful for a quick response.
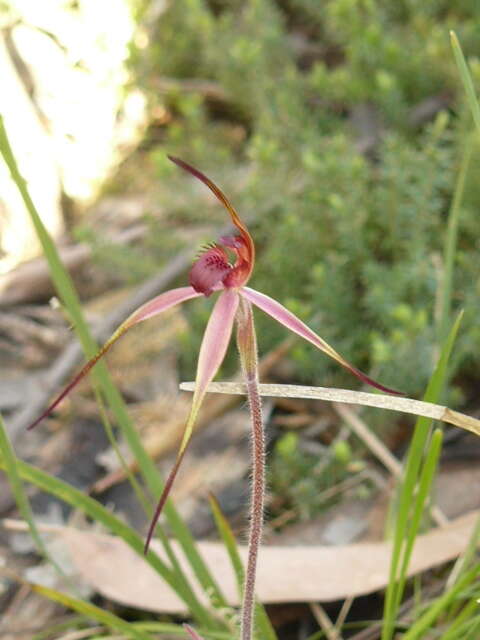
[29,156,400,640]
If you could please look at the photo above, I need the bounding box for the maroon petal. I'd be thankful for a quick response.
[189,246,231,295]
[168,155,255,284]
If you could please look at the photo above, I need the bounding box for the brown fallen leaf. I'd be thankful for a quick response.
[7,511,478,614]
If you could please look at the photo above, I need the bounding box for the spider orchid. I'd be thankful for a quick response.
[29,156,400,640]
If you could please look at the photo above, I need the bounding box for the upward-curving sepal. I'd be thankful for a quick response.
[241,287,403,396]
[168,155,255,286]
[27,286,202,431]
[144,289,239,552]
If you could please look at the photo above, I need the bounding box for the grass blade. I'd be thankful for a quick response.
[0,413,71,585]
[209,494,244,596]
[0,451,212,625]
[28,581,154,640]
[450,31,480,135]
[209,495,277,640]
[381,312,463,640]
[437,141,472,345]
[0,113,227,610]
[392,428,443,614]
[401,563,480,640]
[440,598,480,640]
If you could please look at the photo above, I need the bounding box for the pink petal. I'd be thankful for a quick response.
[144,289,239,551]
[192,289,239,403]
[126,286,202,325]
[241,287,402,395]
[28,287,202,430]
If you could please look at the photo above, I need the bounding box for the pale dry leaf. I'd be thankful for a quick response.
[16,511,478,614]
[180,382,480,436]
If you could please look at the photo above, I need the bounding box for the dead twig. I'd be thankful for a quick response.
[0,225,146,306]
[152,77,228,102]
[310,602,343,640]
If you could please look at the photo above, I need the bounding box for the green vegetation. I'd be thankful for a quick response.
[2,1,480,638]
[129,0,480,396]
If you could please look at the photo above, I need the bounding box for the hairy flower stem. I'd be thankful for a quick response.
[237,298,264,640]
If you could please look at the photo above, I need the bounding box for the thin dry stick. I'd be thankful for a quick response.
[56,627,104,640]
[310,602,343,640]
[333,403,448,527]
[179,382,480,437]
[335,596,354,636]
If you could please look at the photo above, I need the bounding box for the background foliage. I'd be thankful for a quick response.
[119,0,480,398]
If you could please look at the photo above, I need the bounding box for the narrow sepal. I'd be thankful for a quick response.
[168,155,255,279]
[28,287,202,430]
[144,289,239,552]
[241,287,403,396]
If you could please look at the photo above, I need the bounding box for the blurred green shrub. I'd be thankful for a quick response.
[129,0,480,396]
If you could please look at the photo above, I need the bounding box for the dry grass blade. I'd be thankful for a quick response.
[310,602,343,640]
[179,382,480,436]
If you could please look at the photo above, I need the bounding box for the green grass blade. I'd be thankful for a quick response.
[28,582,154,640]
[209,494,244,596]
[0,113,227,609]
[450,32,480,135]
[95,392,151,515]
[209,495,277,640]
[133,622,233,639]
[382,312,463,640]
[94,396,221,629]
[401,563,480,640]
[0,452,212,624]
[0,113,162,501]
[164,501,230,612]
[0,413,71,585]
[437,143,472,345]
[30,616,86,640]
[440,598,480,640]
[392,428,443,613]
[446,513,480,595]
